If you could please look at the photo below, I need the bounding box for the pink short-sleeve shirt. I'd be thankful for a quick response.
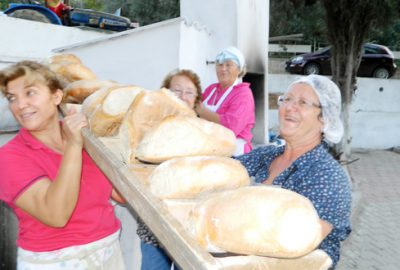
[0,128,120,252]
[202,82,255,153]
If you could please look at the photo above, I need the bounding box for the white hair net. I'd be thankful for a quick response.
[215,46,245,71]
[289,75,344,144]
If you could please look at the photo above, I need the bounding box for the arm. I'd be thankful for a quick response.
[112,188,126,204]
[235,146,274,178]
[218,89,254,136]
[320,219,333,239]
[293,161,352,242]
[15,111,88,227]
[195,102,221,123]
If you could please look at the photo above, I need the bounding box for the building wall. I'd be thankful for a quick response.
[55,18,183,89]
[181,0,268,74]
[268,74,400,149]
[0,16,107,68]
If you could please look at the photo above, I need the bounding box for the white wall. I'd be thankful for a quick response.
[178,21,215,88]
[181,0,268,74]
[181,0,237,58]
[268,74,400,149]
[0,16,107,68]
[54,18,196,89]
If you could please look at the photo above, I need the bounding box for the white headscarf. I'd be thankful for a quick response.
[215,46,245,71]
[288,75,344,144]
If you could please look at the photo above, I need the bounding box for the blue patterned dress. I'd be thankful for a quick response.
[235,142,352,267]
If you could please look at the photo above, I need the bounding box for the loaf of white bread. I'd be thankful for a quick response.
[148,156,250,199]
[49,53,97,82]
[165,186,323,258]
[83,85,144,137]
[116,88,196,163]
[136,115,236,163]
[62,79,118,104]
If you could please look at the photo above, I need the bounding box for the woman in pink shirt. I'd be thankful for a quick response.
[195,46,255,156]
[0,61,125,269]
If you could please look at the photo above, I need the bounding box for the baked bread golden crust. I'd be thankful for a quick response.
[62,79,118,104]
[148,156,250,199]
[187,186,323,258]
[136,115,236,163]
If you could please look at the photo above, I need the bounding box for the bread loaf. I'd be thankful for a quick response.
[148,156,250,199]
[62,79,117,104]
[88,85,144,137]
[164,199,198,227]
[82,86,115,118]
[187,186,323,258]
[119,88,196,163]
[50,54,82,64]
[136,115,236,163]
[52,62,97,82]
[49,54,97,82]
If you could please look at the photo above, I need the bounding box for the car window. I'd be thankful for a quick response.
[364,45,386,55]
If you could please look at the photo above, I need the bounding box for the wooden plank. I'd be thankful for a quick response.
[80,127,221,269]
[60,105,260,269]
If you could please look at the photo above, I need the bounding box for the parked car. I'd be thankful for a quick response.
[285,43,397,79]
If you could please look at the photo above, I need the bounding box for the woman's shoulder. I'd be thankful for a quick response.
[0,132,22,152]
[234,82,251,91]
[305,144,349,182]
[247,144,281,158]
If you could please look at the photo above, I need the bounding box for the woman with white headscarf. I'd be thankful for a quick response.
[195,46,255,156]
[235,75,352,269]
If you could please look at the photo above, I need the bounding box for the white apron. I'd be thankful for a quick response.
[203,80,246,156]
[17,230,125,270]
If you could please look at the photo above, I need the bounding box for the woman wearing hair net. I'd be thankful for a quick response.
[236,75,352,269]
[195,46,255,156]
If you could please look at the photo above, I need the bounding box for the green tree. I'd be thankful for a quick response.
[0,0,14,10]
[269,0,326,48]
[322,0,399,159]
[99,0,179,26]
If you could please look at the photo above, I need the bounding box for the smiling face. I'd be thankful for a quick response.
[169,75,198,109]
[5,76,63,132]
[278,83,323,145]
[216,60,241,89]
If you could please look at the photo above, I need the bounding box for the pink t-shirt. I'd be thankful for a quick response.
[0,128,120,252]
[202,82,255,153]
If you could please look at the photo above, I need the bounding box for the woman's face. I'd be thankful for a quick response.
[169,75,198,109]
[278,83,323,144]
[216,60,240,89]
[5,76,62,132]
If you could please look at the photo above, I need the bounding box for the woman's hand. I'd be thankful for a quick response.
[62,107,88,148]
[195,102,221,124]
[194,102,204,116]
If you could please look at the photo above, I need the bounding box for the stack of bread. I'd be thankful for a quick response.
[56,53,330,270]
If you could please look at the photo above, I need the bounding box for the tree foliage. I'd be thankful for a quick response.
[0,0,180,26]
[0,0,14,10]
[99,0,180,26]
[321,0,399,158]
[269,0,400,50]
[270,0,326,46]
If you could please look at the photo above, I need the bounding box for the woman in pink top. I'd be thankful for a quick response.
[0,61,126,269]
[195,46,255,156]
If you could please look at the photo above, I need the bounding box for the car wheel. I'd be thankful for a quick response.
[304,63,320,75]
[373,67,390,79]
